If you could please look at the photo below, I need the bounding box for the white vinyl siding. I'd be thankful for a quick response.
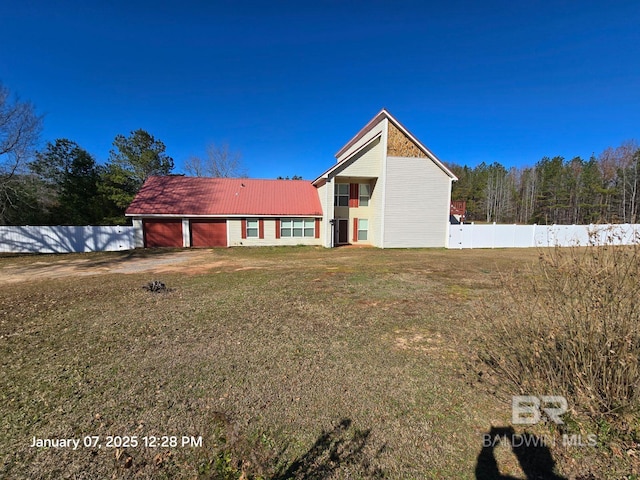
[335,137,383,178]
[368,178,383,247]
[336,120,384,163]
[228,219,322,246]
[316,181,330,247]
[383,156,451,248]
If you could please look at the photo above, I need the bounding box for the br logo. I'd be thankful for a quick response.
[512,396,568,425]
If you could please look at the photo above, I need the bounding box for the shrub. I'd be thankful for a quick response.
[480,235,640,420]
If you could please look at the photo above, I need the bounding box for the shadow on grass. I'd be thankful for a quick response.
[0,246,184,264]
[475,426,566,480]
[272,418,384,479]
[202,416,385,479]
[71,247,189,270]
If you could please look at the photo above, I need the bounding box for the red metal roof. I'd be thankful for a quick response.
[125,176,323,216]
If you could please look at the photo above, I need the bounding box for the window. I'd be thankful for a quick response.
[281,218,315,237]
[357,219,368,241]
[246,219,259,238]
[334,183,349,207]
[359,184,370,206]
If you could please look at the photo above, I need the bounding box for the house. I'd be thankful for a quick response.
[450,200,467,224]
[125,177,323,248]
[125,109,457,248]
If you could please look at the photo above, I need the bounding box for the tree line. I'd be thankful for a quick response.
[4,82,638,227]
[3,129,174,226]
[450,141,640,225]
[0,83,246,226]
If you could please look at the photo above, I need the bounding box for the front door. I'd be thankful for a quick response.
[336,219,348,245]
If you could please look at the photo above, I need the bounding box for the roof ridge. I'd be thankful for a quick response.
[149,176,311,182]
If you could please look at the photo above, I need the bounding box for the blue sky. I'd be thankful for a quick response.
[1,0,639,179]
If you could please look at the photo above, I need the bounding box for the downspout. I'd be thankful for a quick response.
[330,219,336,248]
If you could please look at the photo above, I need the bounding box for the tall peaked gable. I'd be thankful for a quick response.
[313,109,457,184]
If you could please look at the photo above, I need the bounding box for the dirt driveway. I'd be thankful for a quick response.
[0,249,255,284]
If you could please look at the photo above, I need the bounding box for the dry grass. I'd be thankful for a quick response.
[481,243,640,416]
[478,242,640,478]
[0,247,635,478]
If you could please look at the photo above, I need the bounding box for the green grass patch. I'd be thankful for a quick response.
[1,247,635,478]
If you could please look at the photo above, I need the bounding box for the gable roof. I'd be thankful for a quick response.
[313,109,457,184]
[125,176,322,217]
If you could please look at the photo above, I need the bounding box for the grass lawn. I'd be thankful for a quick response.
[0,247,630,479]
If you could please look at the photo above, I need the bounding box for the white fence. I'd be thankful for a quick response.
[448,223,640,249]
[0,226,135,254]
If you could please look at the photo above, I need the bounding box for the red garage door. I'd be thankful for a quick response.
[143,219,183,248]
[190,220,227,247]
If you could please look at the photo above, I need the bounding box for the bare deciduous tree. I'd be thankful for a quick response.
[0,83,42,223]
[600,140,640,223]
[0,84,42,178]
[184,143,247,178]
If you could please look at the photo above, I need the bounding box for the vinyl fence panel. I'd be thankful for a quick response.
[449,223,640,249]
[0,226,135,253]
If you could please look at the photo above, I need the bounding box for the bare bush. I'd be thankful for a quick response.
[480,232,640,419]
[142,280,169,293]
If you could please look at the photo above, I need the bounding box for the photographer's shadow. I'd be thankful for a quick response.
[475,426,566,480]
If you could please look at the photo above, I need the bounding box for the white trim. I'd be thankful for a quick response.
[279,218,316,238]
[312,134,382,185]
[357,218,369,242]
[445,177,453,248]
[386,113,457,180]
[380,118,389,248]
[182,218,190,247]
[335,108,387,158]
[132,218,144,248]
[246,219,260,238]
[332,108,457,181]
[226,219,230,247]
[335,129,384,164]
[325,178,332,247]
